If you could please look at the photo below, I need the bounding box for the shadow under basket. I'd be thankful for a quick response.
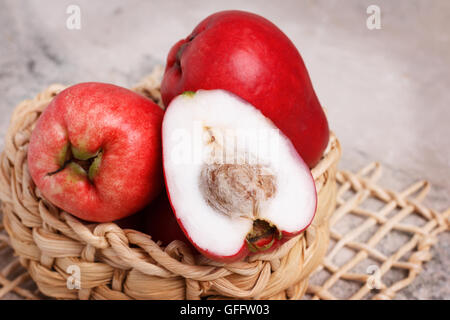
[0,72,341,300]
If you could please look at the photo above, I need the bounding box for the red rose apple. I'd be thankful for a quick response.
[27,82,164,222]
[161,10,329,168]
[162,90,317,263]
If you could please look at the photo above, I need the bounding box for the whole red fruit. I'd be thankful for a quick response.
[161,10,329,167]
[27,83,164,222]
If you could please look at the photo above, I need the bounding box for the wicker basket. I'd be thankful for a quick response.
[0,71,341,300]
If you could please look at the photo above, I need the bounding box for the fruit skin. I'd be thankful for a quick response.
[28,82,164,222]
[115,209,146,232]
[143,192,196,252]
[161,10,329,168]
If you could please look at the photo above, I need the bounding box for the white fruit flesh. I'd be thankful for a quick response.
[163,90,316,257]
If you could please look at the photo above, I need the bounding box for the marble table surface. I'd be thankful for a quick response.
[0,0,448,299]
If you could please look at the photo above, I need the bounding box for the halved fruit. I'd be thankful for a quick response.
[162,90,317,263]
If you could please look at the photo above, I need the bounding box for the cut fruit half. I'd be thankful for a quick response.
[162,89,317,262]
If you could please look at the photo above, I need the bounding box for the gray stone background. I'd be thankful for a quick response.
[0,0,448,299]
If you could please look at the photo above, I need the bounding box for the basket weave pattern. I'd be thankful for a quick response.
[0,72,341,300]
[1,163,448,300]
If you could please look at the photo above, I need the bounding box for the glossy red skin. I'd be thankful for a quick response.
[115,208,146,232]
[161,10,329,168]
[143,192,196,252]
[28,83,164,222]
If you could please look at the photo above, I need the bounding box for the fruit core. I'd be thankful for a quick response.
[200,163,276,219]
[198,126,280,252]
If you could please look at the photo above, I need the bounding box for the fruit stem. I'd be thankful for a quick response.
[182,91,196,97]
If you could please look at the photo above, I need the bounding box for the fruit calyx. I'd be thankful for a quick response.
[246,219,281,253]
[48,143,102,182]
